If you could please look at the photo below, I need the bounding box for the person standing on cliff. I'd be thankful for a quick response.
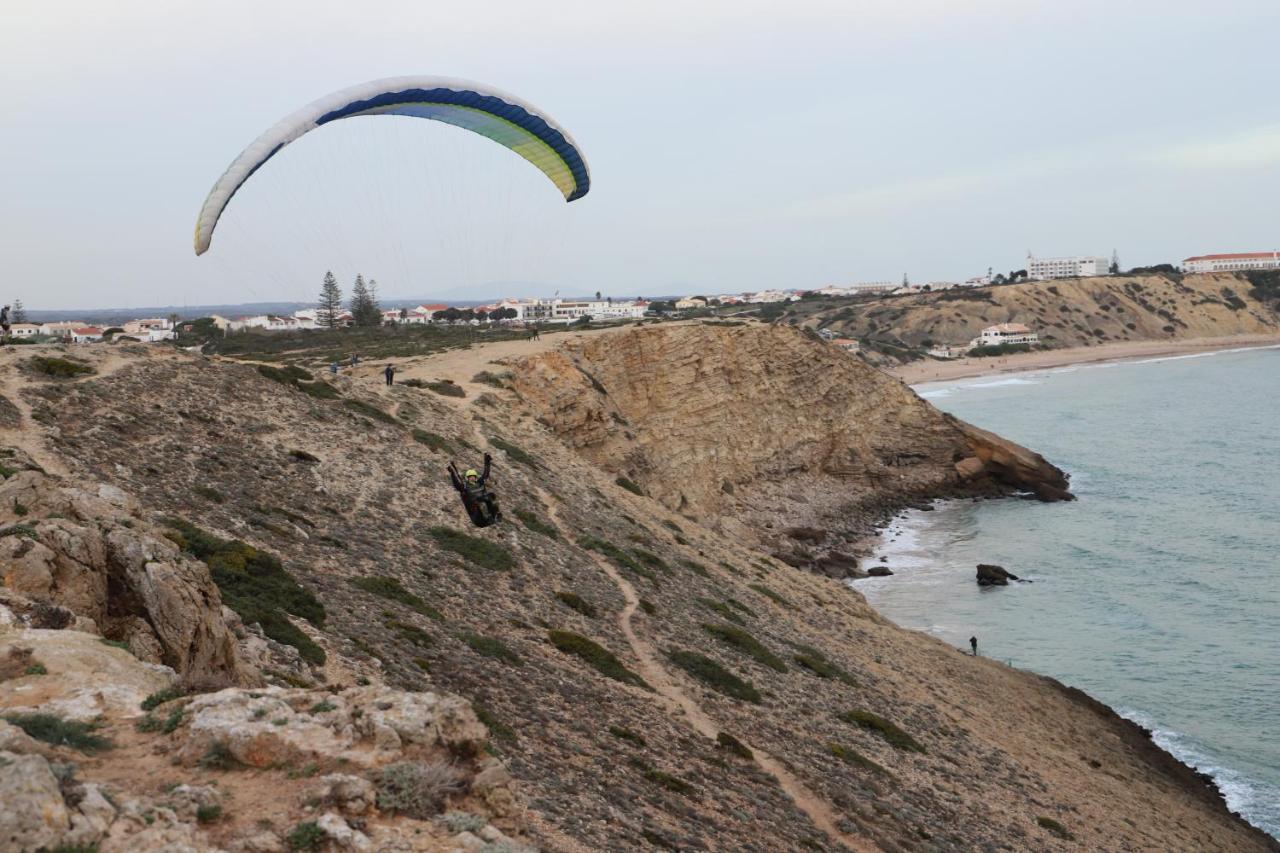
[384,364,395,386]
[969,636,978,656]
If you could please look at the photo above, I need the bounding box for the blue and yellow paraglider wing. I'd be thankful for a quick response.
[194,76,590,255]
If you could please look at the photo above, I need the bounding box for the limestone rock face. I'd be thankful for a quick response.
[0,464,247,685]
[0,751,71,852]
[511,323,1071,564]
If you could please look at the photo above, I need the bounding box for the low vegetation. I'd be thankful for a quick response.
[716,731,753,760]
[387,620,433,648]
[748,583,793,608]
[634,759,698,797]
[141,686,184,711]
[459,632,522,666]
[514,508,558,538]
[349,575,443,621]
[578,536,655,581]
[702,623,787,672]
[164,518,326,664]
[1037,816,1075,841]
[698,598,745,626]
[286,820,325,851]
[666,649,761,703]
[838,709,925,753]
[28,356,94,379]
[489,436,540,468]
[548,630,649,689]
[555,590,598,618]
[256,364,338,399]
[343,398,397,424]
[608,725,647,746]
[376,760,465,819]
[411,429,450,453]
[615,476,645,496]
[2,712,113,752]
[828,742,887,774]
[471,370,511,388]
[790,643,857,686]
[424,380,466,398]
[426,526,514,571]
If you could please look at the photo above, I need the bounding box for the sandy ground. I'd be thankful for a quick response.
[888,332,1280,385]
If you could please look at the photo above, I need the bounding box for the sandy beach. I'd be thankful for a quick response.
[888,332,1280,385]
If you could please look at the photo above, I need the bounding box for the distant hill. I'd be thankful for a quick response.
[782,272,1280,364]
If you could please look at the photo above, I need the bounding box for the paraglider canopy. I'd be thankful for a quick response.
[194,75,590,255]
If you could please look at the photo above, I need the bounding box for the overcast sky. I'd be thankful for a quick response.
[4,0,1279,310]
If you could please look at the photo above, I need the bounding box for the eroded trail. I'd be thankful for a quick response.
[538,490,870,852]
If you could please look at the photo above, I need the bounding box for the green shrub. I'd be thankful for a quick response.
[136,707,184,734]
[376,761,464,818]
[630,549,670,573]
[289,449,320,463]
[702,624,787,672]
[164,518,326,664]
[698,599,744,625]
[555,590,598,618]
[426,526,514,571]
[679,559,710,577]
[716,732,753,760]
[28,356,93,379]
[287,820,325,851]
[411,429,450,453]
[472,702,516,743]
[349,576,443,620]
[608,725,646,747]
[666,650,761,703]
[1036,816,1074,841]
[748,583,792,608]
[548,630,648,688]
[0,523,38,540]
[24,663,48,676]
[198,740,241,770]
[471,370,510,388]
[193,485,225,503]
[829,742,887,774]
[141,687,183,711]
[615,476,645,496]
[637,598,656,615]
[343,398,397,424]
[309,700,337,714]
[837,709,925,753]
[2,713,112,752]
[489,437,539,468]
[196,804,222,824]
[661,519,682,533]
[514,508,558,538]
[425,380,466,398]
[297,380,339,399]
[577,536,655,581]
[635,760,696,797]
[440,811,488,833]
[387,620,433,648]
[791,644,857,686]
[460,632,522,666]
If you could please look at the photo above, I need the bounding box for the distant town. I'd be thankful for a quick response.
[8,250,1278,359]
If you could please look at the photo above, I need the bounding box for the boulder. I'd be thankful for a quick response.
[310,774,377,816]
[0,751,71,852]
[976,564,1019,586]
[866,567,894,577]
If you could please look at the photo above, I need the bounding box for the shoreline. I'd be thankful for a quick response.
[886,332,1280,385]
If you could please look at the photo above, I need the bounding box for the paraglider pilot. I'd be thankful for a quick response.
[449,454,501,527]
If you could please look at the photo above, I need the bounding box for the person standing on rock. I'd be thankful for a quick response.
[384,364,395,386]
[969,636,978,656]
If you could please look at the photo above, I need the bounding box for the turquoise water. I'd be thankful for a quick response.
[855,346,1280,837]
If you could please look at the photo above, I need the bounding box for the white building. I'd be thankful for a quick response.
[928,344,965,359]
[970,323,1039,348]
[9,323,40,338]
[39,321,87,338]
[1181,252,1280,274]
[70,326,104,343]
[831,338,860,354]
[123,318,171,335]
[674,297,707,310]
[1026,254,1110,280]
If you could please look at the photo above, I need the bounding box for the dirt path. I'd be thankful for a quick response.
[538,489,870,852]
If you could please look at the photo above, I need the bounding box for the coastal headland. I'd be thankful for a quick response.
[1,323,1276,851]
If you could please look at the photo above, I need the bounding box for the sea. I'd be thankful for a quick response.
[854,345,1280,838]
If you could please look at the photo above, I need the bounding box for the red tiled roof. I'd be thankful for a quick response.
[72,326,102,334]
[1183,252,1278,262]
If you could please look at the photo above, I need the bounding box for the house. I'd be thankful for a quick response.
[970,323,1039,348]
[123,318,171,335]
[831,338,861,353]
[1181,252,1280,273]
[674,297,707,310]
[928,344,965,359]
[39,321,85,338]
[9,323,40,338]
[70,326,104,343]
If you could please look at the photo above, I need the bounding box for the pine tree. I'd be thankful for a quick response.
[349,274,381,327]
[11,299,26,324]
[366,278,383,325]
[318,271,343,329]
[1109,249,1121,275]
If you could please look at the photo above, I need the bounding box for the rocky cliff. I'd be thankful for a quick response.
[785,272,1279,361]
[0,336,1273,852]
[509,323,1071,571]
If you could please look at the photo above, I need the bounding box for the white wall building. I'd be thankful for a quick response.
[70,326,104,343]
[1181,252,1280,273]
[9,323,40,338]
[970,323,1039,348]
[1026,254,1110,280]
